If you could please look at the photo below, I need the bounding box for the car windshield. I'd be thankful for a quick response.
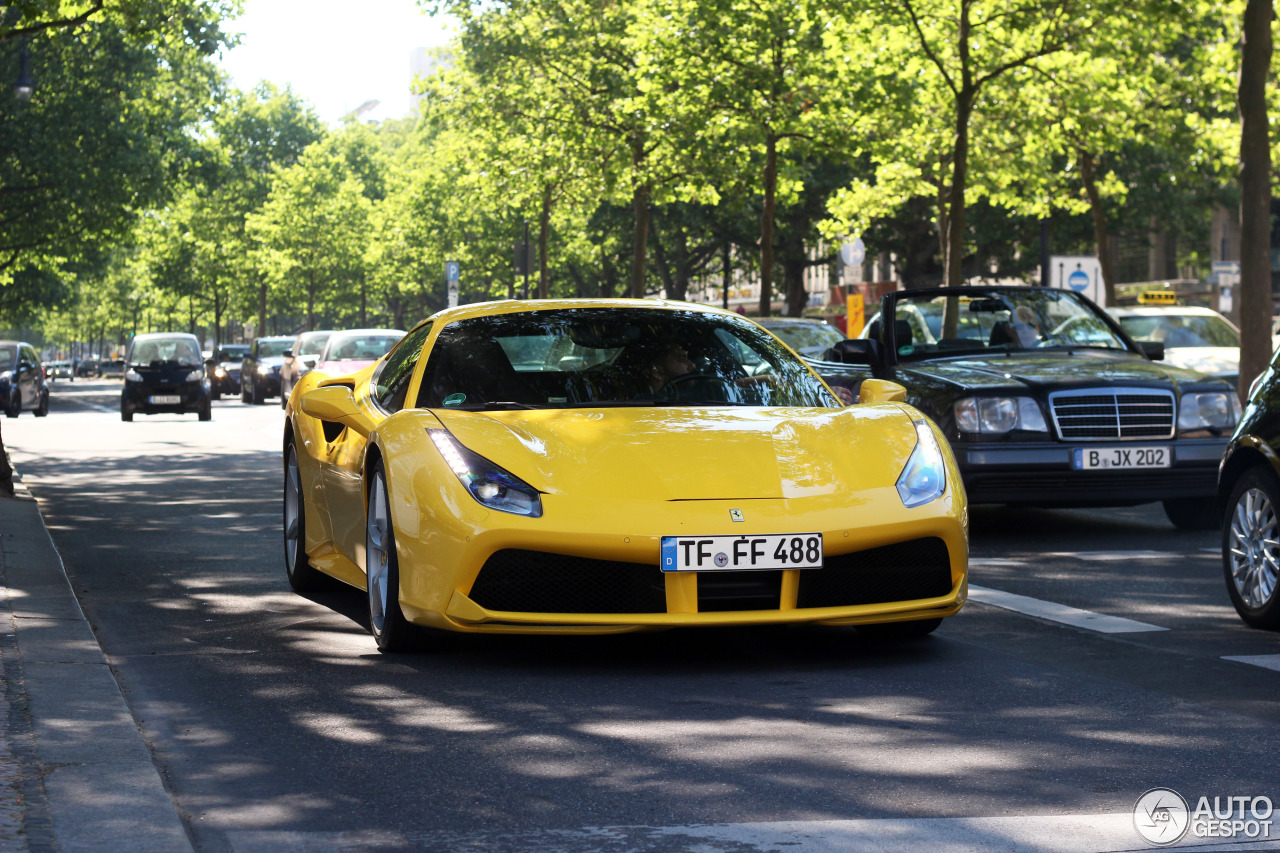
[217,347,249,362]
[256,339,293,358]
[1117,313,1239,348]
[323,334,403,362]
[298,334,331,357]
[888,289,1128,360]
[129,337,203,367]
[417,307,839,410]
[761,321,845,357]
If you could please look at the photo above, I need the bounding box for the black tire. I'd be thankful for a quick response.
[1163,497,1220,530]
[856,618,943,639]
[283,442,322,592]
[1222,466,1280,630]
[211,388,221,401]
[367,460,421,652]
[241,381,251,404]
[5,391,19,418]
[198,399,212,421]
[120,398,133,422]
[252,380,264,405]
[34,392,48,417]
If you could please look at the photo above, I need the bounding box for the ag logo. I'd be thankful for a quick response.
[730,509,745,522]
[1134,788,1190,845]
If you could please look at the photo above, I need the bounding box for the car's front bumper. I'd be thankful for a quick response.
[956,437,1225,506]
[122,381,208,414]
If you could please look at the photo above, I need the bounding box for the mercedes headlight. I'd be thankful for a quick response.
[124,368,143,382]
[954,397,1047,434]
[428,428,543,517]
[897,419,947,508]
[185,369,204,382]
[1178,392,1241,431]
[257,364,272,375]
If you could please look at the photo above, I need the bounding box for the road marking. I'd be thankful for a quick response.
[968,585,1168,634]
[1221,654,1280,672]
[1044,550,1178,562]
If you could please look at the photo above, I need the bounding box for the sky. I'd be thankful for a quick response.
[216,1,455,124]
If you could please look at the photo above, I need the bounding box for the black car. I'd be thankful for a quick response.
[120,332,211,421]
[75,358,99,378]
[813,285,1239,529]
[0,341,49,417]
[207,344,250,400]
[278,329,333,409]
[240,336,294,405]
[1218,352,1280,630]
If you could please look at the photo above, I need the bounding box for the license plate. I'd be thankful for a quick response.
[661,533,823,572]
[150,394,181,405]
[1073,446,1170,470]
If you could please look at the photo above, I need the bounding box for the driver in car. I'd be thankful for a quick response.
[646,342,698,394]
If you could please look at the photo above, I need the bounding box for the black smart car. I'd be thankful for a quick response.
[120,332,211,421]
[208,344,250,400]
[240,336,294,405]
[814,285,1239,529]
[1218,350,1280,630]
[0,340,49,417]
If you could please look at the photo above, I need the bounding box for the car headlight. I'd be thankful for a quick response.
[0,370,10,384]
[185,369,204,382]
[897,418,947,508]
[428,428,543,517]
[953,397,1047,434]
[214,366,226,377]
[1178,392,1241,431]
[257,364,272,375]
[125,368,142,382]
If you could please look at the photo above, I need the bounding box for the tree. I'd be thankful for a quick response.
[1237,0,1272,401]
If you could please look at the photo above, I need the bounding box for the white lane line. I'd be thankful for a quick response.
[1221,654,1280,672]
[968,585,1168,634]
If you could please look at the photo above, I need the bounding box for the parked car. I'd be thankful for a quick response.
[311,329,405,376]
[75,358,99,378]
[207,344,250,400]
[0,341,49,417]
[284,300,967,651]
[45,360,74,382]
[240,336,295,405]
[814,285,1240,529]
[1110,305,1243,386]
[120,333,211,421]
[1218,350,1280,631]
[754,316,847,359]
[279,330,334,408]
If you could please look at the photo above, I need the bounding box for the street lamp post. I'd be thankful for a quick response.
[14,41,34,101]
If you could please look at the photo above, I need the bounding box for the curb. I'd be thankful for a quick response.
[0,479,193,852]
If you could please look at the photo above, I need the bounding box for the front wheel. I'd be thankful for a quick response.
[120,398,133,422]
[1223,467,1280,630]
[367,460,421,652]
[284,443,321,592]
[34,391,48,417]
[1163,497,1220,531]
[251,380,264,405]
[5,391,19,418]
[198,399,211,421]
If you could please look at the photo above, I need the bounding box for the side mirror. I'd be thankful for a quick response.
[821,339,883,367]
[859,378,908,404]
[299,385,374,437]
[1138,341,1165,361]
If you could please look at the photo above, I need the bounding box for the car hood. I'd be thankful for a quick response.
[897,350,1226,392]
[256,356,287,368]
[432,405,920,500]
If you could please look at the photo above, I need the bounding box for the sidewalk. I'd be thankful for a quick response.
[0,481,192,852]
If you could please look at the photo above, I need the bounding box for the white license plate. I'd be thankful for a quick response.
[661,533,823,572]
[1072,446,1170,470]
[150,394,181,405]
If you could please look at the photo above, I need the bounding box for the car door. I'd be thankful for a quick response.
[19,346,39,409]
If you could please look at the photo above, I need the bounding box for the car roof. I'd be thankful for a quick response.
[420,298,742,329]
[131,332,199,341]
[255,335,296,342]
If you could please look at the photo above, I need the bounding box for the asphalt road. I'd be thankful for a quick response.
[5,378,1280,852]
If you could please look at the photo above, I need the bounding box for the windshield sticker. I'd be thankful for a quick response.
[898,345,915,356]
[443,393,466,406]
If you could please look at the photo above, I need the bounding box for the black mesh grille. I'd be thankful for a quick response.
[1050,389,1174,440]
[797,538,953,609]
[697,570,782,612]
[469,550,666,614]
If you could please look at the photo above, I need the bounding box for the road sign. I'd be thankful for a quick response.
[840,237,865,267]
[1212,260,1240,287]
[1049,255,1105,307]
[445,260,459,308]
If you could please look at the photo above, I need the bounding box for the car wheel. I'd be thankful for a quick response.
[198,399,212,421]
[1223,467,1280,630]
[5,391,19,418]
[34,391,48,417]
[251,379,264,405]
[367,460,420,652]
[120,399,133,422]
[241,382,250,404]
[1163,497,1220,530]
[284,443,322,592]
[855,618,943,639]
[211,388,221,401]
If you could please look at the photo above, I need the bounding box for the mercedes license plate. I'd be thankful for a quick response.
[661,533,822,572]
[1073,446,1170,470]
[149,394,181,405]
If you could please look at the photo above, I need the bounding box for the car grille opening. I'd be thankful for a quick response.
[468,550,666,614]
[697,570,783,612]
[797,538,953,609]
[1049,389,1175,440]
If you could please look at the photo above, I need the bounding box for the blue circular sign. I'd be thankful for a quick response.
[1067,270,1090,292]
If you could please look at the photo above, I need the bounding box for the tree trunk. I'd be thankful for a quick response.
[307,273,316,331]
[1078,149,1118,306]
[538,183,553,299]
[944,94,973,289]
[758,132,779,317]
[1238,0,1273,402]
[629,179,650,298]
[257,279,267,344]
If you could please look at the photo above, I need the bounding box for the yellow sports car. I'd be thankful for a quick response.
[283,299,968,651]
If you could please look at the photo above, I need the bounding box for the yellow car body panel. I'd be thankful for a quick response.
[284,299,970,638]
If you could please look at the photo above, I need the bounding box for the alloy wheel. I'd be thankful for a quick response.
[1228,487,1280,609]
[366,470,390,634]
